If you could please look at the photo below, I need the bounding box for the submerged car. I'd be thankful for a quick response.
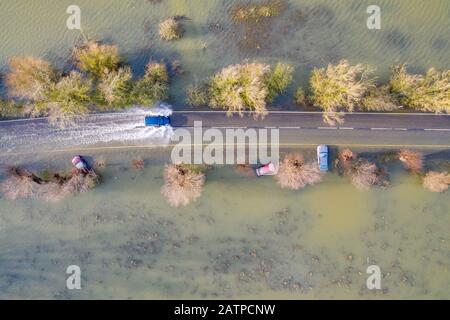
[72,155,90,173]
[144,115,171,127]
[317,145,329,172]
[256,163,278,176]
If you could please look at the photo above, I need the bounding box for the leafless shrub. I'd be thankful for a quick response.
[398,150,424,173]
[1,166,99,201]
[349,159,379,191]
[35,182,64,202]
[161,164,205,207]
[0,175,38,200]
[275,153,323,190]
[423,171,450,193]
[337,148,358,174]
[94,157,107,170]
[61,172,98,196]
[131,158,145,171]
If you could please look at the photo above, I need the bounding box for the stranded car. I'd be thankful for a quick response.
[256,163,278,176]
[317,145,329,172]
[72,155,90,174]
[144,115,171,127]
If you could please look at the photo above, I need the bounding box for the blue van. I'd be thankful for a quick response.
[144,115,171,127]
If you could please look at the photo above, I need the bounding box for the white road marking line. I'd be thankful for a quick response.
[211,126,247,129]
[394,128,408,131]
[264,126,278,129]
[318,127,338,130]
[371,127,393,131]
[339,127,354,130]
[279,126,301,129]
[424,128,450,132]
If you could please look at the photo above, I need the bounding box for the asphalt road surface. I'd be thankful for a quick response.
[0,111,449,156]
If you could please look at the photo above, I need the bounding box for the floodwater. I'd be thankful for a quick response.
[0,0,449,103]
[0,0,449,299]
[0,149,449,299]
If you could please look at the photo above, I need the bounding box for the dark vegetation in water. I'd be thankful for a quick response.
[0,165,99,202]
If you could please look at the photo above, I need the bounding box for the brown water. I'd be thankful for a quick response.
[0,149,448,299]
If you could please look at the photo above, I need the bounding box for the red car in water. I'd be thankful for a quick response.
[72,156,90,174]
[255,163,278,177]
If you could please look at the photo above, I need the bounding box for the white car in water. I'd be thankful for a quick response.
[317,145,329,172]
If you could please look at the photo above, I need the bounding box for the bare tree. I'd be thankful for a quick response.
[161,164,205,207]
[349,159,379,191]
[275,153,323,190]
[423,171,450,193]
[398,150,424,173]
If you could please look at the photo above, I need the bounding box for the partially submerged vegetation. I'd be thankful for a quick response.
[308,60,375,125]
[2,40,171,124]
[390,65,450,114]
[422,171,450,193]
[187,61,294,118]
[336,149,389,191]
[1,148,448,205]
[159,17,184,41]
[5,56,56,102]
[398,149,424,174]
[275,153,323,190]
[295,61,449,125]
[2,46,448,125]
[161,164,206,207]
[231,0,285,22]
[0,166,99,202]
[73,41,122,79]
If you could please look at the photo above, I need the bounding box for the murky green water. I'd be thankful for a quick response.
[0,149,448,299]
[0,0,449,299]
[1,0,449,102]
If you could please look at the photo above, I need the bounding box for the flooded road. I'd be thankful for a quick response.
[0,0,449,299]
